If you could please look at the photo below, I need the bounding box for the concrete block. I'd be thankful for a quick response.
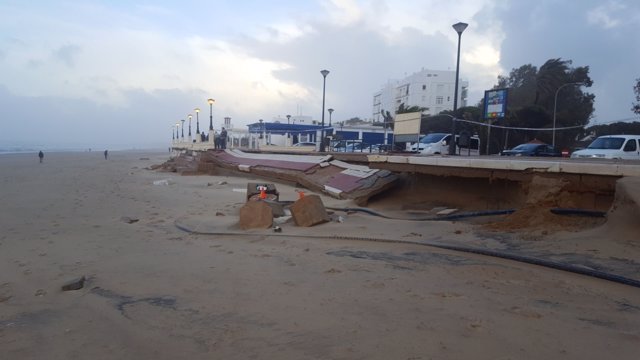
[61,276,86,291]
[290,195,330,227]
[239,201,273,230]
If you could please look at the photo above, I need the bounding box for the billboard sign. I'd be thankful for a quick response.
[393,112,422,143]
[483,88,508,120]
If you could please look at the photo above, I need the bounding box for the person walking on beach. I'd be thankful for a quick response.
[38,151,44,163]
[104,149,108,160]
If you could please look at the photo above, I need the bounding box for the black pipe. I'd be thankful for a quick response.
[174,219,640,289]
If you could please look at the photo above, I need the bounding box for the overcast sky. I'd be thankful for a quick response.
[1,0,639,149]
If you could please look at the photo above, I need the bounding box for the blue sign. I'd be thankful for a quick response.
[483,88,508,120]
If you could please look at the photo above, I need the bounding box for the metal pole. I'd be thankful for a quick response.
[320,70,329,152]
[486,121,491,155]
[552,82,583,147]
[208,99,214,131]
[195,108,200,134]
[449,22,467,155]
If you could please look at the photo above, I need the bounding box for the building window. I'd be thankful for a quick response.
[422,85,426,90]
[436,96,443,105]
[447,96,450,102]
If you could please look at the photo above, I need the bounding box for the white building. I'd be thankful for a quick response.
[372,68,468,122]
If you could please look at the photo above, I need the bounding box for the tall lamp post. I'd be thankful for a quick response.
[175,123,180,142]
[188,114,192,138]
[207,98,215,130]
[320,69,330,152]
[181,119,185,139]
[449,21,468,155]
[286,114,291,124]
[328,108,334,126]
[553,82,583,147]
[194,108,200,134]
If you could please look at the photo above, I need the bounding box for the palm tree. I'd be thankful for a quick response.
[535,58,571,105]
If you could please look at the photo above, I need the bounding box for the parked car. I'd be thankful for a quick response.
[501,143,562,157]
[571,135,640,160]
[292,142,316,147]
[410,133,480,156]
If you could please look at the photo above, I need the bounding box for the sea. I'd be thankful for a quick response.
[0,146,164,155]
[0,146,95,155]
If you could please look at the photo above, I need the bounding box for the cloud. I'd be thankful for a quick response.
[587,1,625,29]
[52,44,82,67]
[2,0,638,148]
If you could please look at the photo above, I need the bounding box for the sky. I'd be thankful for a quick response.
[1,0,639,150]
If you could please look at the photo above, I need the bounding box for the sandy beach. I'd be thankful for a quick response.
[1,150,639,359]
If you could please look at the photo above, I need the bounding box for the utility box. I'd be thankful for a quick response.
[246,182,279,202]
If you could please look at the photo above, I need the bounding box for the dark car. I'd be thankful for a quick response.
[292,142,316,147]
[500,143,562,157]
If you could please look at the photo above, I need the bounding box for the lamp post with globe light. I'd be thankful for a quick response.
[449,21,468,155]
[195,108,200,134]
[207,99,214,130]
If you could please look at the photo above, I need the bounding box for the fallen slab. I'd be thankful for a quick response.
[290,194,330,227]
[198,149,398,205]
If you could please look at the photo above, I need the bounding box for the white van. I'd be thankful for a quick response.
[410,132,480,156]
[571,135,640,160]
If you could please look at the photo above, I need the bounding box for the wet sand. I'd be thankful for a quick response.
[1,150,639,359]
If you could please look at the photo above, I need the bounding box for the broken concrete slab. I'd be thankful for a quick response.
[194,150,398,205]
[290,194,330,227]
[436,208,459,216]
[120,216,139,224]
[239,201,273,230]
[61,276,86,291]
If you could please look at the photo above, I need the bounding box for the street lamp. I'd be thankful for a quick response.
[181,119,185,139]
[328,108,334,126]
[449,21,468,155]
[553,82,584,147]
[286,114,291,124]
[207,98,215,130]
[188,114,192,137]
[194,108,200,134]
[320,69,330,152]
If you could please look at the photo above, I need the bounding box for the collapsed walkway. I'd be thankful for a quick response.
[166,149,398,205]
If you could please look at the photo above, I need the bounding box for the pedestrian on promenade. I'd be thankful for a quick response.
[38,151,44,163]
[220,127,228,149]
[104,150,108,160]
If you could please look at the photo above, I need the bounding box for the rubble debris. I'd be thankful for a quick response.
[436,208,459,216]
[153,179,172,186]
[239,201,273,230]
[246,183,279,202]
[61,276,86,291]
[290,195,330,227]
[121,216,139,224]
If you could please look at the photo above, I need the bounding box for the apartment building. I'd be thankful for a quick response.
[372,68,468,123]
